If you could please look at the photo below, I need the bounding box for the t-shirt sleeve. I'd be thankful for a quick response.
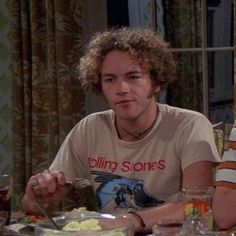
[214,149,236,189]
[49,122,91,180]
[177,115,221,170]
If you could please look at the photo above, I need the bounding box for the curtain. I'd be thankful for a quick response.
[163,0,203,112]
[10,0,85,209]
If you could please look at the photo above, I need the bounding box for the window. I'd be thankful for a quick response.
[163,0,234,123]
[107,0,234,123]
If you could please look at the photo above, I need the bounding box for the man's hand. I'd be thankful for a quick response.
[22,170,66,213]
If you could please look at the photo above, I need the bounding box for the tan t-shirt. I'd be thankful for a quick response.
[50,103,220,213]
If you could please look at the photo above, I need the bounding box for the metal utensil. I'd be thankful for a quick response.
[31,177,93,190]
[33,199,60,230]
[64,178,93,189]
[32,177,94,230]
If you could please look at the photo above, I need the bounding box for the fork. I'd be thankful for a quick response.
[64,178,93,189]
[32,178,94,230]
[33,199,61,230]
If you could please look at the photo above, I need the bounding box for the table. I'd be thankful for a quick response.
[4,212,236,236]
[4,225,153,236]
[3,212,154,235]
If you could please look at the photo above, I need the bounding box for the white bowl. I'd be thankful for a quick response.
[34,213,134,236]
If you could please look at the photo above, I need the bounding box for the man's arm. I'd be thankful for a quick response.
[213,186,236,230]
[182,161,214,187]
[128,161,214,233]
[127,201,184,233]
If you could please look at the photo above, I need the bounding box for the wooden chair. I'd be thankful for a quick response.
[213,122,225,158]
[213,122,234,158]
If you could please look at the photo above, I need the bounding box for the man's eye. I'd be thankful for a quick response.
[103,77,114,82]
[129,75,140,80]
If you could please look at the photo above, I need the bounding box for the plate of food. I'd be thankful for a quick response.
[62,206,100,218]
[4,214,48,236]
[35,214,134,236]
[18,214,46,228]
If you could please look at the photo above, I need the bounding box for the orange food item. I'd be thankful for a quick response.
[192,200,209,215]
[24,214,46,223]
[185,199,209,216]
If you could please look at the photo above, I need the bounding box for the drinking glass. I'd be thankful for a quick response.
[182,186,213,234]
[0,175,12,233]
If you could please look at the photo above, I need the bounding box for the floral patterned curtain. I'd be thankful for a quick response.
[10,0,85,209]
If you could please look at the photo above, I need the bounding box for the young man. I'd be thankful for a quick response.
[21,27,220,233]
[213,126,236,230]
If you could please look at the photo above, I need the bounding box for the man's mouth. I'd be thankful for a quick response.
[116,99,133,104]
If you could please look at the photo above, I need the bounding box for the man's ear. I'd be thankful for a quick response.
[147,85,160,98]
[153,84,161,94]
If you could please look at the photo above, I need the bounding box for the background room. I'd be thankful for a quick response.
[0,0,234,209]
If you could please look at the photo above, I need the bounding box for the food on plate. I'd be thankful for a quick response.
[42,218,125,235]
[62,218,102,231]
[19,214,46,225]
[64,207,99,218]
[37,208,130,235]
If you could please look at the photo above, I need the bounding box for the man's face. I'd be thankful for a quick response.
[100,50,160,121]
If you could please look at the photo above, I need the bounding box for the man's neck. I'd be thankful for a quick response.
[115,104,158,141]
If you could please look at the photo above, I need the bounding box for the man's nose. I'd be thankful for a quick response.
[116,78,130,94]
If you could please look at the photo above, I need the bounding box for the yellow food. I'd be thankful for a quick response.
[64,207,99,218]
[43,208,127,235]
[62,219,102,231]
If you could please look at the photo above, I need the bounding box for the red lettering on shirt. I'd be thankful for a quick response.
[158,160,165,170]
[88,156,118,173]
[121,160,166,172]
[88,156,166,173]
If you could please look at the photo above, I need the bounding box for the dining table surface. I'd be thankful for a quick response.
[3,211,155,236]
[3,211,236,236]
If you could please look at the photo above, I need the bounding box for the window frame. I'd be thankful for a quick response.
[166,0,234,117]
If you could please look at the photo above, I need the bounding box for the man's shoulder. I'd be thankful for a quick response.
[84,109,113,121]
[79,109,113,127]
[158,103,211,132]
[158,103,206,120]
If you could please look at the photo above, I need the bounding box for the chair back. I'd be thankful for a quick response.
[213,122,234,158]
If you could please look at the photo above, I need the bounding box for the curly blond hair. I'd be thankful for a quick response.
[79,27,176,94]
